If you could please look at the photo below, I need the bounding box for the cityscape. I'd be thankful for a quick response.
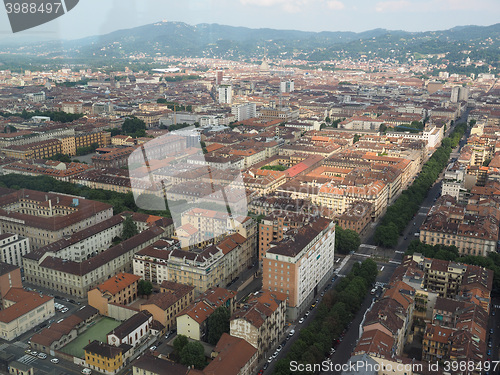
[0,3,498,375]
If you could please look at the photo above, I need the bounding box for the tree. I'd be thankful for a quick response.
[173,335,189,354]
[335,226,361,254]
[138,280,153,296]
[180,341,206,369]
[353,134,361,143]
[122,117,146,138]
[122,215,138,240]
[207,306,230,345]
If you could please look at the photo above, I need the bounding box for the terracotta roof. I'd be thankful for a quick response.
[0,288,53,323]
[96,273,140,296]
[204,333,257,375]
[132,353,188,375]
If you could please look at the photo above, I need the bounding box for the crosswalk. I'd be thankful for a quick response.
[17,354,38,365]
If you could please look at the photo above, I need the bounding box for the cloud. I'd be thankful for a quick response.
[375,0,412,12]
[326,0,345,10]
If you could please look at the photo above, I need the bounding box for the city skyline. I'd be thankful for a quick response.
[0,0,499,43]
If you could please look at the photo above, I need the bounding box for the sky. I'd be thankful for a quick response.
[0,0,499,42]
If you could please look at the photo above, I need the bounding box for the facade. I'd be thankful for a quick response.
[0,234,29,267]
[140,281,195,331]
[231,102,257,122]
[84,340,131,375]
[88,273,140,316]
[0,288,55,341]
[176,287,236,341]
[0,189,113,250]
[0,262,22,299]
[219,84,233,104]
[132,354,190,375]
[336,201,373,234]
[23,227,164,298]
[263,217,335,320]
[2,139,62,160]
[107,311,153,348]
[230,290,287,359]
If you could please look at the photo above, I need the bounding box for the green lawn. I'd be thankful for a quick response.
[60,317,121,358]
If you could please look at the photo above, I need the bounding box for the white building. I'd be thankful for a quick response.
[107,311,153,348]
[0,234,29,267]
[232,103,257,122]
[218,84,233,105]
[280,80,294,93]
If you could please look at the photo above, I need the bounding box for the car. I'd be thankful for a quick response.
[289,329,295,337]
[165,333,171,339]
[321,291,325,297]
[158,341,163,346]
[263,363,269,370]
[371,288,377,294]
[272,351,279,358]
[150,346,157,351]
[493,310,496,316]
[404,236,408,240]
[490,328,494,334]
[25,349,32,354]
[37,353,47,359]
[31,351,38,356]
[487,350,491,356]
[258,370,264,375]
[488,342,492,348]
[61,308,69,313]
[267,356,273,363]
[305,311,310,317]
[276,345,282,352]
[69,299,76,304]
[50,358,59,364]
[81,369,92,375]
[299,318,304,324]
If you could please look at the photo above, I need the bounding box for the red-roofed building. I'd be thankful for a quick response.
[88,273,140,316]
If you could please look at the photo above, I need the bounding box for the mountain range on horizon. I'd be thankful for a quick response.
[0,20,498,68]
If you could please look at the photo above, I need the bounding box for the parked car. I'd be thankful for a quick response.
[289,329,295,337]
[37,353,47,359]
[299,318,304,324]
[150,346,157,351]
[61,308,69,313]
[50,358,59,364]
[81,369,92,375]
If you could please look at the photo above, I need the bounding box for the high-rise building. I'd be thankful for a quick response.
[280,80,294,93]
[450,86,460,103]
[231,102,257,121]
[215,69,223,85]
[218,84,232,104]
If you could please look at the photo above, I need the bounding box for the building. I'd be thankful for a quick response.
[219,84,233,104]
[263,217,335,319]
[132,354,189,375]
[8,361,33,375]
[0,189,113,250]
[88,273,140,316]
[23,226,164,298]
[3,139,63,160]
[280,80,294,93]
[231,103,257,122]
[204,333,258,375]
[419,198,500,256]
[107,311,153,348]
[0,288,55,341]
[84,340,132,375]
[140,281,195,331]
[176,287,236,341]
[230,290,287,359]
[336,201,373,234]
[0,262,22,299]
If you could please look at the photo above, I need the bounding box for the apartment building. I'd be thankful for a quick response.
[419,197,500,256]
[2,139,62,160]
[133,233,253,296]
[132,354,190,375]
[176,287,236,341]
[0,189,113,250]
[0,262,21,299]
[230,290,287,359]
[0,233,29,267]
[336,201,373,234]
[88,273,140,316]
[263,217,335,320]
[258,213,310,262]
[84,340,131,375]
[140,281,195,331]
[23,227,164,297]
[0,288,55,341]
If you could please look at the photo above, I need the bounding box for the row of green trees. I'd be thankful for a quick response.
[0,110,84,123]
[261,165,288,171]
[374,122,467,247]
[405,240,500,294]
[273,259,378,375]
[0,174,171,217]
[335,226,361,255]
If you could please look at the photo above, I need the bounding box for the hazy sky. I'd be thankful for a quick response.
[0,0,499,41]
